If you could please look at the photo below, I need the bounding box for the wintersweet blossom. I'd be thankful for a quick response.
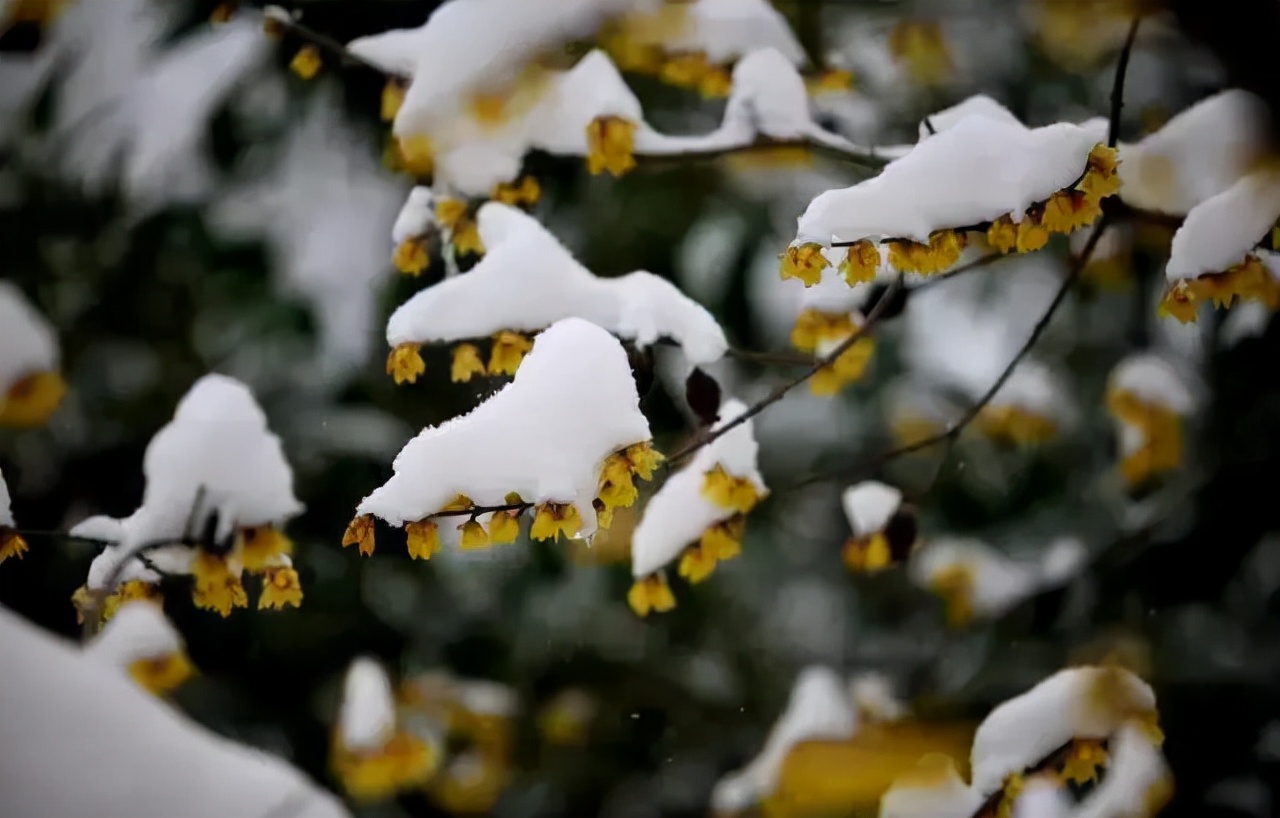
[629,400,766,616]
[909,538,1087,628]
[1105,355,1195,488]
[83,600,194,696]
[879,753,983,818]
[0,467,29,565]
[840,481,916,573]
[352,318,657,558]
[384,203,727,383]
[331,658,438,802]
[0,282,66,428]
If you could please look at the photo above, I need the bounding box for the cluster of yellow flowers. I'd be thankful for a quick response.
[190,527,303,616]
[1106,385,1184,489]
[1159,252,1280,323]
[0,526,28,565]
[385,330,537,386]
[586,115,639,177]
[331,729,438,802]
[343,441,663,559]
[627,460,763,617]
[789,309,877,396]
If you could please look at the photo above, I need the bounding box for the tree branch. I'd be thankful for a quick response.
[1109,17,1142,148]
[262,5,402,77]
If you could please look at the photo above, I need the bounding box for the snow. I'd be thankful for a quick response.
[83,600,183,666]
[0,604,351,818]
[1070,722,1171,818]
[1166,165,1280,280]
[909,538,1085,623]
[339,657,397,752]
[0,465,12,527]
[711,666,857,811]
[794,114,1106,245]
[1011,778,1071,818]
[93,375,302,553]
[988,360,1067,421]
[841,481,902,538]
[1119,90,1270,216]
[848,671,907,722]
[920,94,1021,140]
[631,399,765,577]
[0,282,59,395]
[386,203,728,365]
[1108,354,1194,414]
[879,754,983,818]
[454,678,518,717]
[969,667,1157,797]
[360,318,652,535]
[393,186,436,244]
[625,0,805,65]
[531,48,646,155]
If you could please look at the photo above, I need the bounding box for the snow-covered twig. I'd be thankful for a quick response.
[636,137,894,171]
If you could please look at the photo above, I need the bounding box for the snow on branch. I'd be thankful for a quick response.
[0,466,28,565]
[349,318,660,559]
[0,282,65,429]
[384,202,728,386]
[83,600,193,696]
[627,399,766,616]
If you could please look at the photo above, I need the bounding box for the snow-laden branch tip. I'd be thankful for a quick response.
[908,537,1087,628]
[840,480,914,573]
[1105,354,1196,489]
[0,282,65,429]
[627,399,766,616]
[83,600,193,696]
[350,318,659,559]
[783,97,1119,287]
[383,202,728,387]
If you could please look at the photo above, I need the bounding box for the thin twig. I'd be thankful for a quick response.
[1109,17,1142,148]
[667,274,905,465]
[262,5,405,77]
[426,501,532,520]
[908,251,1008,293]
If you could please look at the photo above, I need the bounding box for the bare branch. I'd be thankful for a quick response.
[1109,17,1142,148]
[262,5,404,78]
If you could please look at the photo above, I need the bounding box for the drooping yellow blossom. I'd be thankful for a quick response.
[452,216,486,256]
[343,514,376,556]
[0,371,67,427]
[986,216,1019,254]
[259,565,303,610]
[627,572,676,617]
[807,67,856,95]
[129,650,195,695]
[995,772,1025,818]
[334,732,439,802]
[1158,255,1280,324]
[790,309,856,354]
[843,532,892,573]
[887,20,953,86]
[598,452,639,509]
[458,519,490,550]
[396,135,435,177]
[442,493,475,513]
[840,240,881,286]
[492,176,541,208]
[702,464,761,513]
[586,116,638,177]
[1015,214,1051,254]
[1059,738,1108,785]
[699,67,733,99]
[1079,143,1122,203]
[677,542,718,584]
[780,242,830,287]
[929,563,976,628]
[0,527,29,564]
[405,519,440,560]
[289,45,322,80]
[530,502,582,541]
[191,552,248,618]
[386,343,426,385]
[811,337,876,397]
[976,405,1058,446]
[659,51,712,89]
[625,441,664,481]
[393,237,429,276]
[381,79,406,122]
[434,197,468,230]
[887,230,965,275]
[488,331,533,376]
[1042,189,1102,234]
[487,510,521,545]
[238,525,292,573]
[101,579,161,623]
[1107,387,1184,487]
[450,343,487,383]
[700,515,744,562]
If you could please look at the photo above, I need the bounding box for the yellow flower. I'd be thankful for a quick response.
[702,464,761,513]
[450,343,487,383]
[977,405,1058,446]
[888,19,953,86]
[660,51,713,89]
[986,215,1018,254]
[0,527,29,564]
[259,565,303,610]
[488,331,533,377]
[405,519,440,560]
[238,525,292,573]
[811,336,876,396]
[1157,279,1199,323]
[807,67,855,95]
[597,453,638,509]
[700,516,744,561]
[434,197,468,230]
[586,116,638,177]
[129,650,195,695]
[780,242,830,287]
[396,135,435,177]
[790,309,855,354]
[1042,189,1101,234]
[487,511,521,545]
[101,579,160,622]
[840,240,881,286]
[442,493,475,512]
[393,238,429,276]
[289,45,322,80]
[1015,215,1050,253]
[191,552,248,618]
[452,216,486,256]
[1079,143,1122,202]
[698,66,732,98]
[843,532,892,573]
[627,573,676,617]
[1059,738,1108,785]
[530,502,582,541]
[624,441,664,481]
[678,542,718,584]
[458,519,490,550]
[334,732,439,802]
[996,773,1025,818]
[381,79,406,122]
[0,370,67,427]
[929,564,976,628]
[386,343,426,384]
[887,231,965,275]
[492,176,541,208]
[343,514,376,556]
